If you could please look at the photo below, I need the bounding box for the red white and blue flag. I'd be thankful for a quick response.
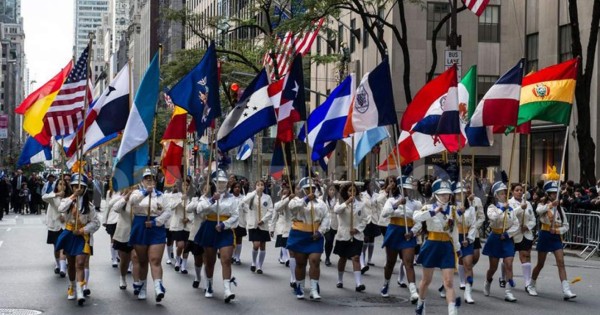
[463,0,490,17]
[269,55,306,143]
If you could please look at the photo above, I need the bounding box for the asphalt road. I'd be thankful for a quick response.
[1,211,599,315]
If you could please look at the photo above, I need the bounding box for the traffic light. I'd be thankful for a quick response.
[230,83,239,101]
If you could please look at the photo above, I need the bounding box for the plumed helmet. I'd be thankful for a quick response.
[452,181,467,194]
[211,169,228,182]
[492,181,508,195]
[70,173,88,187]
[432,179,452,195]
[298,177,316,190]
[544,181,559,193]
[397,176,415,190]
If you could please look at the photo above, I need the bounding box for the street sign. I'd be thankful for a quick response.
[445,50,462,80]
[0,114,8,139]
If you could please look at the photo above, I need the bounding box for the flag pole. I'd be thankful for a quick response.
[458,134,466,242]
[147,45,163,221]
[281,142,293,189]
[503,128,518,233]
[524,133,531,193]
[292,138,300,183]
[558,126,569,182]
[182,118,189,229]
[303,111,316,236]
[350,135,355,242]
[471,154,475,195]
[391,125,409,227]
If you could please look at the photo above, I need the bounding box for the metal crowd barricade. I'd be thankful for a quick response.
[563,210,600,260]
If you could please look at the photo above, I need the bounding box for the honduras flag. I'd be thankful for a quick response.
[168,42,221,136]
[236,136,254,161]
[112,53,159,191]
[217,70,277,152]
[65,64,130,158]
[298,74,355,161]
[18,136,52,167]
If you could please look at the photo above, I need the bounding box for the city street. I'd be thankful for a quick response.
[1,212,599,315]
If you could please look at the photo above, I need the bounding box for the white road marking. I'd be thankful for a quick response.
[6,228,11,231]
[0,241,3,248]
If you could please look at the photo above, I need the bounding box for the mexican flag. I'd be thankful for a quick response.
[517,58,578,125]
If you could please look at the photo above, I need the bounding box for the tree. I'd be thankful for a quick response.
[569,0,600,186]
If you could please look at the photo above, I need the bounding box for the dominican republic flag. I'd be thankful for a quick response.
[168,42,221,136]
[217,70,277,152]
[435,64,460,135]
[470,59,524,129]
[343,58,397,137]
[401,65,457,135]
[463,0,490,16]
[65,64,130,158]
[269,55,306,143]
[112,53,159,191]
[378,130,445,170]
[460,66,494,147]
[18,137,52,167]
[299,75,355,157]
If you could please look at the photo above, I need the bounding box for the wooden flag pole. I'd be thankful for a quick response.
[458,134,466,242]
[303,114,316,236]
[558,126,569,183]
[503,128,518,233]
[292,138,300,183]
[281,142,293,190]
[350,135,355,242]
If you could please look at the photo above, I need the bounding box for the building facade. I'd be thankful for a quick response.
[73,0,109,57]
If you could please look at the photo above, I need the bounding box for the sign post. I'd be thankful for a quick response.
[445,50,462,80]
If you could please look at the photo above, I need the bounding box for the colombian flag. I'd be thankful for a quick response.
[15,61,73,146]
[517,58,578,126]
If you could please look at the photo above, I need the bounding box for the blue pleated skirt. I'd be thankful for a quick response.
[536,230,563,252]
[129,216,167,246]
[417,240,456,269]
[459,234,474,257]
[286,229,324,254]
[195,220,234,249]
[55,230,86,256]
[482,233,515,258]
[382,224,417,251]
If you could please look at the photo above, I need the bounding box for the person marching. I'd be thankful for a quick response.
[287,177,330,300]
[231,181,247,265]
[528,181,576,300]
[110,187,139,291]
[482,181,520,302]
[507,183,536,295]
[194,169,239,303]
[271,186,296,287]
[333,182,368,292]
[380,176,421,303]
[243,179,274,274]
[453,181,478,304]
[361,179,381,270]
[184,184,205,289]
[42,177,70,278]
[55,173,100,305]
[128,169,171,302]
[322,185,339,267]
[104,189,120,268]
[462,182,485,289]
[413,179,461,315]
[167,183,192,275]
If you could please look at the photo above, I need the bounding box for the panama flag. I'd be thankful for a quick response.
[343,58,397,137]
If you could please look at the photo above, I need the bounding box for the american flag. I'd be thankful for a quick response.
[463,0,490,17]
[263,18,324,81]
[44,47,92,137]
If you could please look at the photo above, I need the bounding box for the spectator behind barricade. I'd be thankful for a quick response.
[570,188,593,212]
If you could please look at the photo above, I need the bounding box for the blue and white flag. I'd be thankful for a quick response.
[112,53,159,191]
[236,137,254,161]
[18,136,52,167]
[353,126,389,168]
[298,74,355,161]
[217,70,277,152]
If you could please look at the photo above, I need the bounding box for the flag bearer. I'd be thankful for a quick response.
[110,187,139,291]
[508,183,536,295]
[453,181,478,304]
[42,177,70,278]
[243,179,274,274]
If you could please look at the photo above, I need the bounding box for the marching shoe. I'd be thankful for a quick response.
[504,289,517,302]
[380,283,390,298]
[112,259,118,268]
[355,284,366,292]
[336,282,343,289]
[256,269,263,274]
[138,282,147,300]
[250,265,256,272]
[67,285,76,300]
[223,279,236,303]
[119,276,127,290]
[398,281,408,288]
[83,283,91,296]
[166,258,172,265]
[562,280,577,300]
[133,282,142,295]
[192,280,200,288]
[460,284,466,290]
[483,280,491,296]
[438,285,446,298]
[204,282,214,298]
[309,280,321,300]
[499,277,506,288]
[155,281,166,303]
[464,283,475,304]
[526,280,538,296]
[415,299,425,315]
[325,258,332,266]
[54,267,60,274]
[294,282,305,299]
[76,282,86,306]
[59,270,66,278]
[181,268,188,274]
[409,283,419,304]
[361,265,369,275]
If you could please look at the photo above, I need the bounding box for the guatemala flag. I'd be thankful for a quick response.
[112,53,159,191]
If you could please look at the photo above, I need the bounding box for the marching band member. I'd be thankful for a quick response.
[508,183,536,295]
[42,177,69,278]
[55,174,100,305]
[482,181,519,302]
[529,181,576,300]
[243,179,274,274]
[185,185,204,289]
[104,190,120,268]
[271,186,295,285]
[462,182,485,289]
[194,170,239,303]
[361,179,381,269]
[380,176,421,304]
[322,185,339,267]
[110,187,139,291]
[287,177,330,300]
[413,179,461,315]
[333,183,368,292]
[453,181,477,304]
[129,169,171,302]
[231,181,247,265]
[167,183,192,274]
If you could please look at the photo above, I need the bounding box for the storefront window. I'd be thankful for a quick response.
[519,127,567,185]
